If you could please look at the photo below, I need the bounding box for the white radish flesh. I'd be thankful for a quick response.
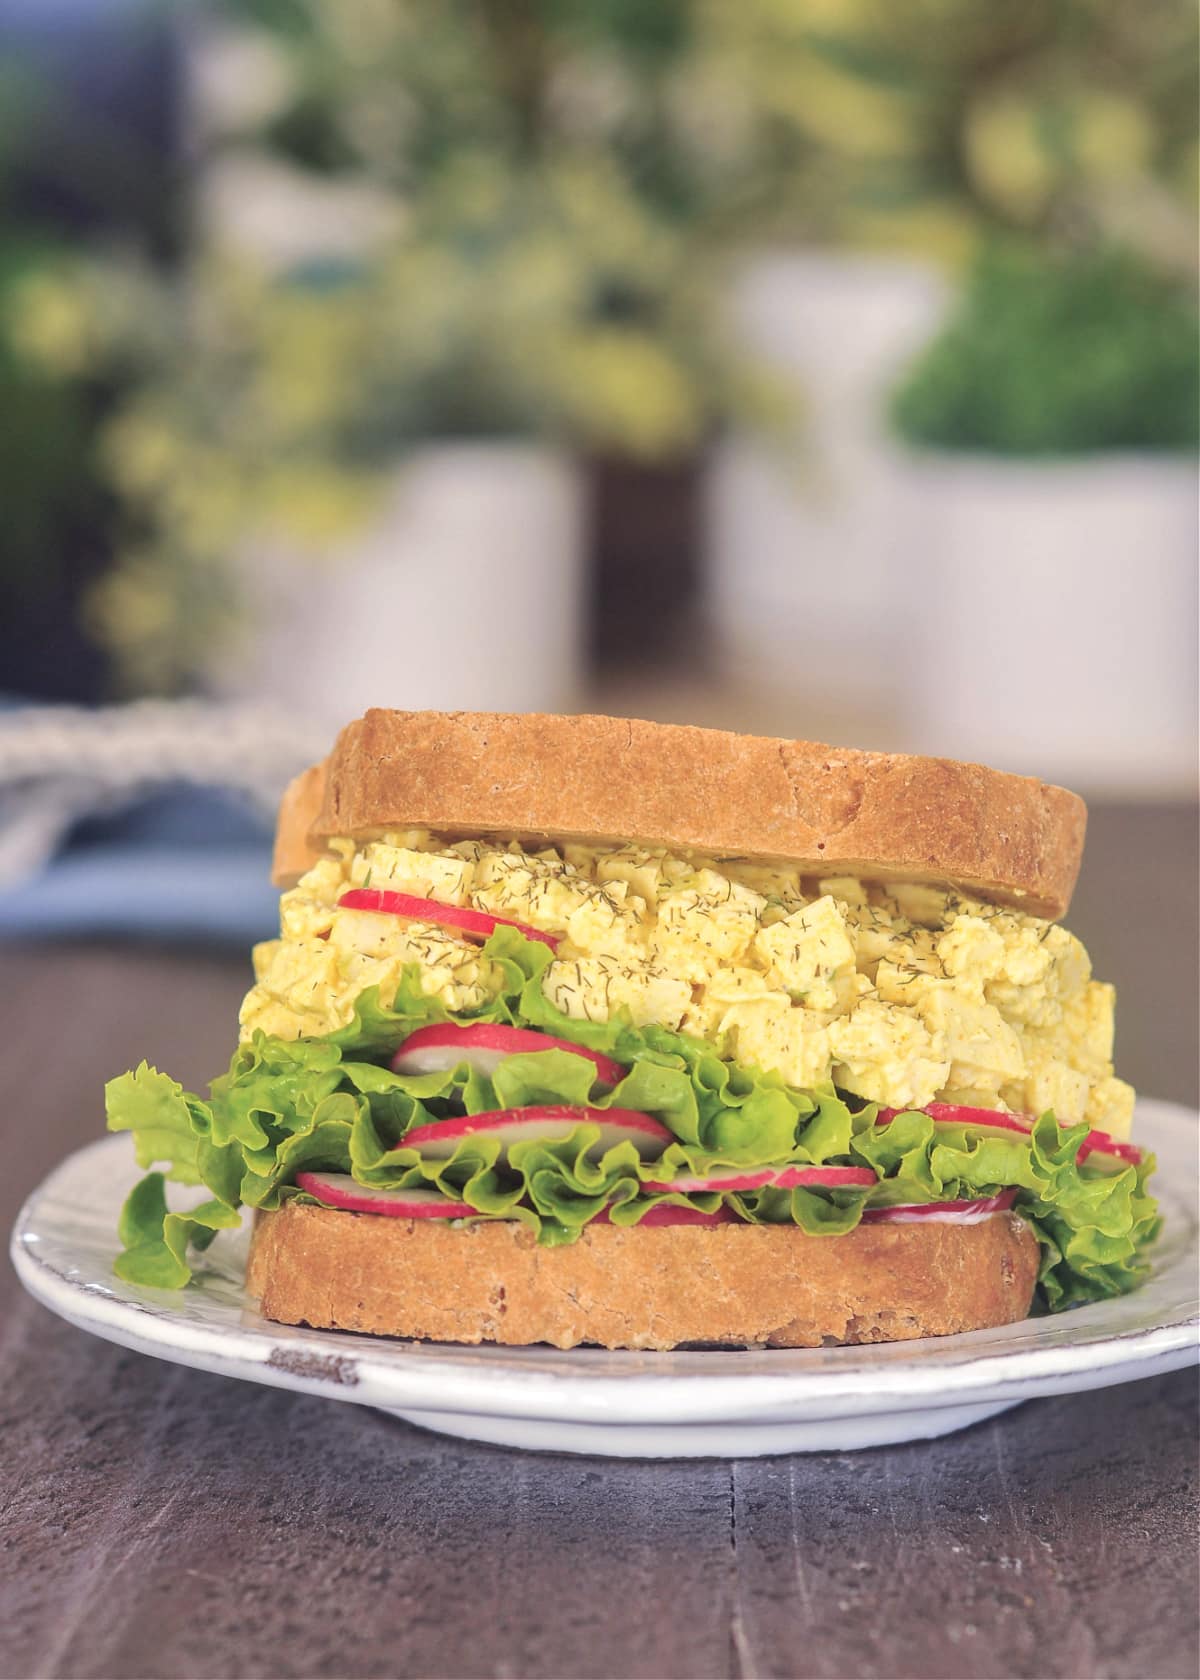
[391,1022,624,1088]
[643,1164,876,1194]
[399,1105,672,1162]
[295,1172,470,1219]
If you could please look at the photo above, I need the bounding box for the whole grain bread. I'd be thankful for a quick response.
[246,1203,1041,1350]
[271,710,1086,918]
[271,762,328,887]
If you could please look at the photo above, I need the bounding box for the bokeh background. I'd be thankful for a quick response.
[0,0,1196,1107]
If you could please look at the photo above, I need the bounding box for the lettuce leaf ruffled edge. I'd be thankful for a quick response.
[106,926,1161,1310]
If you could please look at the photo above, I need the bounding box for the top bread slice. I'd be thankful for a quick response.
[272,761,328,889]
[272,709,1087,919]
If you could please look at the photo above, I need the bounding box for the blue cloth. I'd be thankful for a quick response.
[0,787,281,944]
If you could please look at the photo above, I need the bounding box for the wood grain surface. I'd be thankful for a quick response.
[1,802,1197,1680]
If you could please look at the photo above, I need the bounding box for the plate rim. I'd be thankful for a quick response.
[11,1098,1199,1429]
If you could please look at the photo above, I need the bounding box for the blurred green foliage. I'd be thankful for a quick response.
[0,10,184,697]
[891,246,1200,454]
[4,0,1196,689]
[177,0,825,456]
[0,245,96,590]
[756,0,1199,270]
[69,0,838,688]
[219,0,1199,267]
[0,57,104,603]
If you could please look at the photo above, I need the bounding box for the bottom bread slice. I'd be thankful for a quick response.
[246,1204,1041,1350]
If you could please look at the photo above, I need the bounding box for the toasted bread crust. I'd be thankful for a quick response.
[246,1204,1041,1350]
[271,762,329,887]
[275,710,1086,917]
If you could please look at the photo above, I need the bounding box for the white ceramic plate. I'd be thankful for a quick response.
[11,1099,1199,1458]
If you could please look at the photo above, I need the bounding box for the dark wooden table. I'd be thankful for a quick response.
[2,803,1197,1680]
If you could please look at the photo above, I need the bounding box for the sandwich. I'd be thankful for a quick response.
[106,709,1160,1350]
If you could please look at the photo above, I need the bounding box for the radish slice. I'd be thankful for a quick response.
[295,1172,470,1219]
[861,1188,1019,1225]
[338,888,558,951]
[1076,1133,1144,1173]
[875,1103,1034,1142]
[398,1105,673,1161]
[391,1022,624,1089]
[874,1102,1144,1170]
[591,1203,739,1228]
[643,1164,876,1194]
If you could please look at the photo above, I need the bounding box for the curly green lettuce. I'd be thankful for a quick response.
[106,926,1159,1306]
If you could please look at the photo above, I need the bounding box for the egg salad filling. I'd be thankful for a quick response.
[243,832,1136,1137]
[106,831,1159,1312]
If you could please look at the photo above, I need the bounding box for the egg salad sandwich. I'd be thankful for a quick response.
[105,709,1160,1350]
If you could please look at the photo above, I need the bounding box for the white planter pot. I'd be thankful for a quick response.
[219,443,585,727]
[705,252,948,702]
[895,455,1198,794]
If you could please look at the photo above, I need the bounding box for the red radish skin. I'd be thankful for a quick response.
[296,1173,739,1229]
[861,1188,1019,1225]
[1076,1133,1144,1172]
[391,1022,624,1089]
[875,1101,1143,1171]
[876,1103,1034,1140]
[398,1105,673,1161]
[295,1172,471,1219]
[643,1164,876,1194]
[338,888,559,950]
[592,1203,738,1228]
